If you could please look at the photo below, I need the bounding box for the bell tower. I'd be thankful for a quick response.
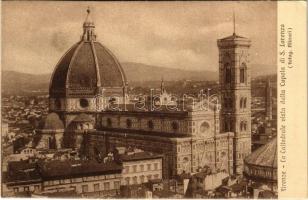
[217,16,251,174]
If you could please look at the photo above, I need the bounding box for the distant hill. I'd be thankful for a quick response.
[2,71,50,95]
[250,64,276,77]
[1,62,276,95]
[122,62,217,82]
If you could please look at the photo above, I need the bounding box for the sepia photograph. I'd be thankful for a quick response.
[1,1,280,198]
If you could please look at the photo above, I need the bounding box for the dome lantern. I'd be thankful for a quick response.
[82,7,96,42]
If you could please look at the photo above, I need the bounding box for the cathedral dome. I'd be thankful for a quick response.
[244,137,277,168]
[244,137,277,182]
[38,113,64,130]
[49,8,127,98]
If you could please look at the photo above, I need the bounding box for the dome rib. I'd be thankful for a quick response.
[49,43,79,96]
[94,42,127,87]
[90,41,101,87]
[65,41,89,89]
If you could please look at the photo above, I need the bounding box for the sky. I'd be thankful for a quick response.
[2,1,277,74]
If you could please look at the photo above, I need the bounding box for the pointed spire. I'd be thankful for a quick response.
[161,77,165,94]
[233,11,236,36]
[82,6,96,41]
[85,6,92,23]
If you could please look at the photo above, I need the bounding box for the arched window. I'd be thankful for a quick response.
[224,97,228,108]
[148,120,154,130]
[228,98,233,109]
[132,176,138,185]
[172,121,179,131]
[240,98,243,108]
[107,118,112,127]
[244,122,247,131]
[55,99,61,109]
[140,175,145,183]
[225,119,231,132]
[200,121,210,136]
[244,98,247,108]
[225,63,231,84]
[240,63,247,83]
[126,119,132,128]
[224,97,232,109]
[125,177,130,185]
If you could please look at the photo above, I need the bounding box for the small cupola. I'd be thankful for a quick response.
[82,7,96,41]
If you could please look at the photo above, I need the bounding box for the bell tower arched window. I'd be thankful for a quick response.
[244,98,247,108]
[240,63,247,83]
[224,63,231,84]
[225,119,232,132]
[240,98,247,108]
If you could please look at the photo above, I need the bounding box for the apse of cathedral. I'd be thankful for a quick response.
[37,9,252,178]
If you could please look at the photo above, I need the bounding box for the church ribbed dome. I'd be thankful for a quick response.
[244,137,277,168]
[244,137,277,183]
[49,8,126,98]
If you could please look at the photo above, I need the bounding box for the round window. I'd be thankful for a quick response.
[80,99,89,108]
[107,118,112,127]
[200,122,210,135]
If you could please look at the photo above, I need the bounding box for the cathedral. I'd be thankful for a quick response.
[37,8,252,178]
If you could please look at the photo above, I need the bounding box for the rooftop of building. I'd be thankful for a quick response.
[35,190,80,198]
[38,159,122,180]
[244,137,277,168]
[4,158,123,185]
[4,160,42,185]
[119,149,163,162]
[219,33,248,41]
[152,189,180,198]
[94,128,191,139]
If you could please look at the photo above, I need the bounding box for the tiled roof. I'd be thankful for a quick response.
[230,180,247,193]
[258,190,276,198]
[153,190,178,198]
[5,161,41,185]
[97,128,191,138]
[38,160,122,179]
[120,151,163,162]
[244,137,277,168]
[219,33,248,40]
